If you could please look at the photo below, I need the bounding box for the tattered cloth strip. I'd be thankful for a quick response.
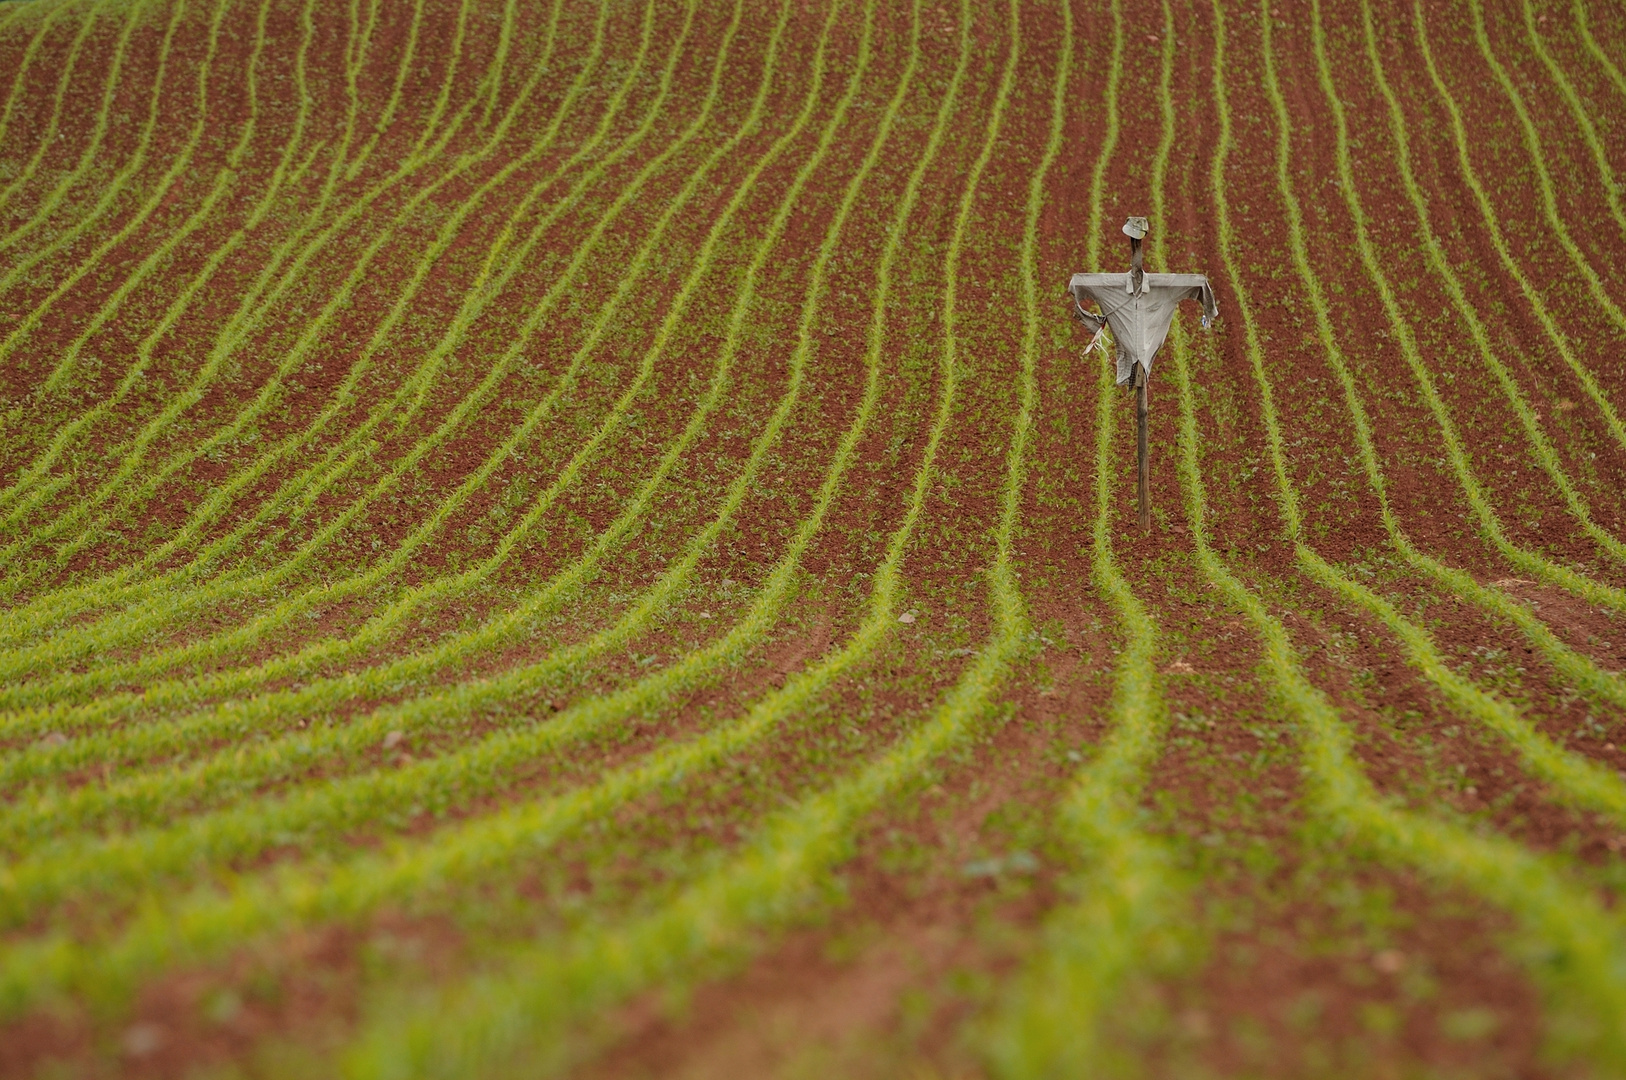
[1070,270,1217,385]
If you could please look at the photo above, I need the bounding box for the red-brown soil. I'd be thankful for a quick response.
[1,0,1624,1076]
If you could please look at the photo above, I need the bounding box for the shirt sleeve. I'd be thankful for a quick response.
[1144,273,1218,328]
[1071,297,1106,334]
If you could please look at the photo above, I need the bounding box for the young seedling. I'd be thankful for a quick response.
[1070,216,1217,528]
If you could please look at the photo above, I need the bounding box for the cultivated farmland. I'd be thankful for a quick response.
[1,0,1625,1074]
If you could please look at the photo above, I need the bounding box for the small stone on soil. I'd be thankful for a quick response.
[122,1022,166,1058]
[1372,948,1406,974]
[898,610,917,624]
[1178,1008,1213,1039]
[382,730,405,750]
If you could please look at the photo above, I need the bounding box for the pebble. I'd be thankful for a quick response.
[1178,1008,1213,1039]
[122,1022,166,1058]
[898,610,917,624]
[382,730,405,750]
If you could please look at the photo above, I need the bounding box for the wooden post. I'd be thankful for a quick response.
[1135,361,1150,529]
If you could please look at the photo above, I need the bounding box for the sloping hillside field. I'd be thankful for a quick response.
[2,0,1626,1074]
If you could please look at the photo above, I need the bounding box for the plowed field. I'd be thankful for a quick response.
[2,0,1625,1075]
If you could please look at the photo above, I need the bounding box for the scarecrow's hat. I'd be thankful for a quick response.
[1122,216,1149,239]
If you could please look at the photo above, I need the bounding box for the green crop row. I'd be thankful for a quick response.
[6,0,1624,1070]
[0,0,878,853]
[0,0,152,267]
[342,0,430,185]
[1157,6,1626,1073]
[1361,0,1626,569]
[477,0,516,125]
[1277,0,1626,799]
[0,0,950,1008]
[1190,4,1626,1066]
[0,0,72,160]
[1356,0,1626,708]
[984,4,1184,1075]
[404,0,477,166]
[0,0,101,218]
[0,0,675,711]
[1295,2,1626,619]
[1,0,317,498]
[0,0,738,717]
[1574,0,1626,100]
[333,4,1036,1073]
[0,3,579,658]
[0,0,693,690]
[0,0,292,552]
[0,0,373,630]
[0,0,209,357]
[0,0,261,396]
[1232,1,1626,726]
[0,0,459,601]
[1466,0,1626,348]
[0,0,784,827]
[1521,0,1626,240]
[0,0,566,643]
[0,0,516,595]
[1409,0,1626,478]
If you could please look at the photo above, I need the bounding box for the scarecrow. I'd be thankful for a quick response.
[1070,216,1218,529]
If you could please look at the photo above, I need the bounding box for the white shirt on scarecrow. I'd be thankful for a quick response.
[1069,217,1218,385]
